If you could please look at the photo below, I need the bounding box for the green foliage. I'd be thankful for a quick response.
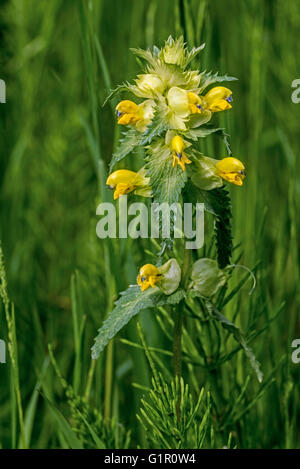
[140,111,167,145]
[205,300,263,383]
[92,286,185,359]
[198,71,238,92]
[48,346,130,449]
[183,127,222,140]
[138,377,211,448]
[110,129,143,171]
[202,187,233,269]
[145,140,187,204]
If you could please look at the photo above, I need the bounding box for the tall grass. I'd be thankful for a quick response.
[0,0,299,449]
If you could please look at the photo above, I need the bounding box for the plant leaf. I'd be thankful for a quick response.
[198,71,237,92]
[183,127,223,141]
[206,301,263,383]
[184,43,206,68]
[92,286,185,358]
[110,129,143,170]
[140,111,167,145]
[130,47,158,68]
[102,82,132,107]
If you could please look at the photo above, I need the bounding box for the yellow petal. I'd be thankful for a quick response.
[106,169,139,188]
[116,100,139,114]
[114,183,135,199]
[187,92,205,114]
[204,87,232,113]
[206,99,231,113]
[118,113,140,125]
[216,157,245,186]
[171,135,184,154]
[137,264,160,291]
[216,157,245,174]
[172,151,192,172]
[204,86,232,103]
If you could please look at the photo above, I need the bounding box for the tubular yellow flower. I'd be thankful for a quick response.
[106,169,151,199]
[171,135,192,172]
[116,99,155,132]
[137,264,160,291]
[216,157,245,186]
[137,259,181,294]
[187,92,206,114]
[204,86,233,113]
[116,100,140,125]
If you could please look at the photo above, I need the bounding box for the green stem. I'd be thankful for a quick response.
[104,338,114,423]
[173,248,191,422]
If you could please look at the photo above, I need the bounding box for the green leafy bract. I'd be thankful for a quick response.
[145,140,187,204]
[110,129,143,170]
[197,71,237,93]
[140,111,167,145]
[205,301,264,383]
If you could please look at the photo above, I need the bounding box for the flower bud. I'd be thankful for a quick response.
[161,37,185,66]
[135,74,165,96]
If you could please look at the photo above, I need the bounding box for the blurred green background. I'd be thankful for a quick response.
[0,0,299,449]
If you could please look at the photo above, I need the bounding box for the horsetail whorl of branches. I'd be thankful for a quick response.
[92,36,261,384]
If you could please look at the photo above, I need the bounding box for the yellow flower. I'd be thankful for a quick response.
[216,157,245,186]
[106,169,151,199]
[171,135,192,171]
[116,100,155,131]
[187,92,206,114]
[116,100,140,125]
[137,264,161,291]
[204,86,233,112]
[137,259,181,294]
